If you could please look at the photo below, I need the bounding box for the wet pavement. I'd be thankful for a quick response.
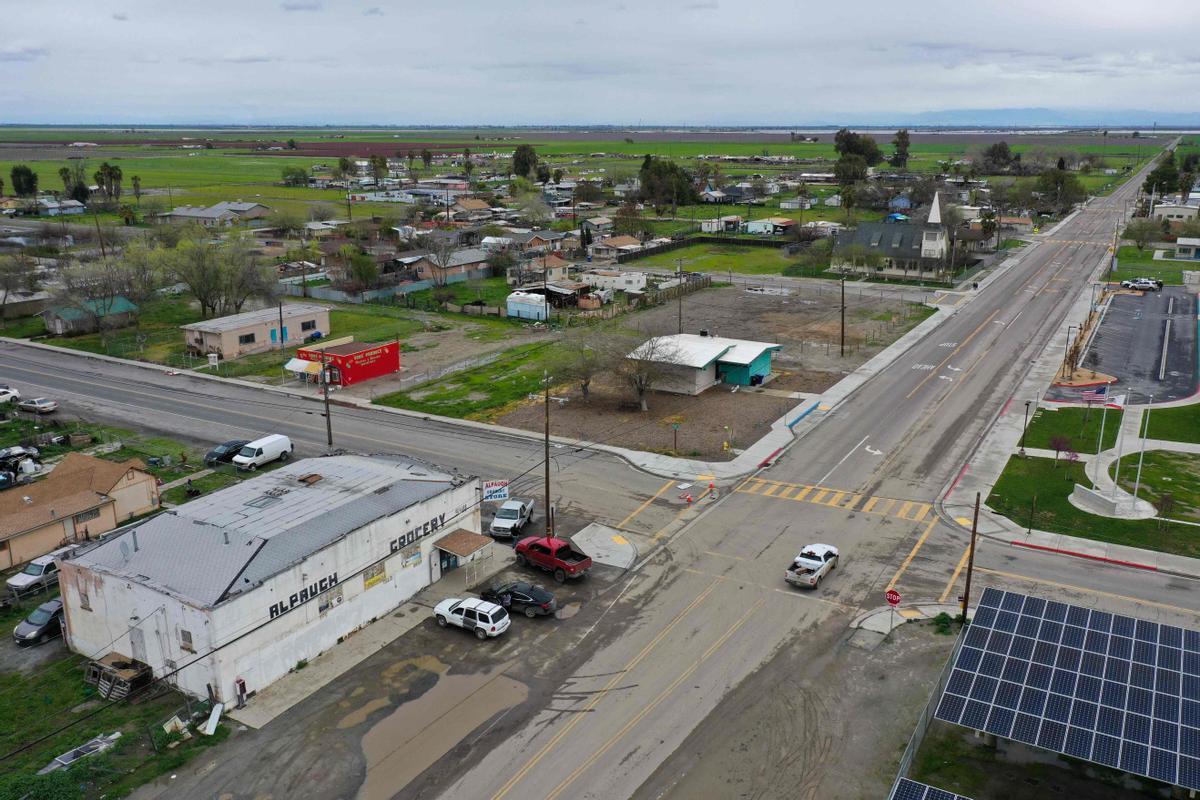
[1048,287,1197,403]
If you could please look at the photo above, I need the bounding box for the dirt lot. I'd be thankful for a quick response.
[494,286,930,458]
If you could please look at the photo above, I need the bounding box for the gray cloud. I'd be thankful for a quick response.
[112,12,128,21]
[0,45,47,62]
[684,1,718,8]
[280,1,321,10]
[363,6,383,15]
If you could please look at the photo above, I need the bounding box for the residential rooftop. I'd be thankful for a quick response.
[180,303,328,333]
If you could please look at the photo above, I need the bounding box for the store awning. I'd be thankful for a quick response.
[284,357,321,375]
[434,529,492,558]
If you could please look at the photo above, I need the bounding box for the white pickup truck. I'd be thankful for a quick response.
[489,499,534,538]
[784,544,839,589]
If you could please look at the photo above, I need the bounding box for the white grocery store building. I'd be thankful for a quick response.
[59,454,491,703]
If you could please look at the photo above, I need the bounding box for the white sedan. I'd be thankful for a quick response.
[0,387,20,403]
[17,398,58,414]
[433,597,511,640]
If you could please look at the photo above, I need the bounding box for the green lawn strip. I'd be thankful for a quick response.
[1146,403,1200,444]
[1111,450,1200,521]
[160,469,242,505]
[1106,245,1195,285]
[999,238,1026,249]
[987,456,1200,557]
[1021,406,1122,454]
[633,243,792,275]
[403,277,513,308]
[374,341,553,420]
[1,315,56,339]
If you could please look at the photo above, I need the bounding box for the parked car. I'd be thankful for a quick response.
[12,598,63,645]
[1121,278,1161,291]
[514,536,592,583]
[17,398,58,414]
[490,499,534,538]
[481,581,557,618]
[784,543,839,589]
[432,597,511,639]
[5,549,69,595]
[0,386,20,403]
[204,439,251,467]
[0,446,39,461]
[232,434,293,471]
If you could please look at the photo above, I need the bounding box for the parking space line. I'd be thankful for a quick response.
[886,517,940,592]
[616,479,676,529]
[490,581,720,800]
[703,550,745,561]
[939,547,971,604]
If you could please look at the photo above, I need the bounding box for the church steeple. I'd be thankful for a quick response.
[928,191,942,225]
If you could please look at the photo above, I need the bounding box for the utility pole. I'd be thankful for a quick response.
[839,272,846,358]
[278,301,286,357]
[93,212,107,260]
[321,351,333,449]
[543,370,554,543]
[676,257,684,334]
[961,492,980,625]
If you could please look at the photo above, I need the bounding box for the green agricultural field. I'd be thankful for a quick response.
[634,243,794,275]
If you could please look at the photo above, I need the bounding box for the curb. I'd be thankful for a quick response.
[1009,540,1158,572]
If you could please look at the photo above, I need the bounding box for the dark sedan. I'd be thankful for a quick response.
[204,440,250,467]
[12,598,63,645]
[480,581,557,618]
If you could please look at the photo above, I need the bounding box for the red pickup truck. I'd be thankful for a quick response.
[514,536,592,583]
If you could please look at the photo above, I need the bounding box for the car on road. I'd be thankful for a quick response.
[232,434,293,471]
[0,386,20,403]
[5,550,68,595]
[433,597,511,639]
[1121,278,1161,291]
[17,398,58,414]
[204,439,251,467]
[480,581,557,618]
[12,598,63,645]
[490,499,534,538]
[514,536,592,583]
[784,543,839,589]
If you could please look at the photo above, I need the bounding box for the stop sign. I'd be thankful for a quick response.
[886,589,902,607]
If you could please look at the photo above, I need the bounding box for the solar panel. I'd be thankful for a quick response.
[888,778,974,800]
[934,588,1200,789]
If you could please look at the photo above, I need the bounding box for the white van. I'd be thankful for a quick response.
[232,434,293,471]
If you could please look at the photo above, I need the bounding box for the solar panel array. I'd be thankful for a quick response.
[934,587,1200,789]
[890,778,974,800]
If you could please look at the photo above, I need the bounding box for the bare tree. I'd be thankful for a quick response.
[167,236,224,317]
[0,254,39,328]
[415,233,461,291]
[116,238,162,302]
[551,327,619,401]
[58,260,140,345]
[619,332,682,411]
[219,235,278,314]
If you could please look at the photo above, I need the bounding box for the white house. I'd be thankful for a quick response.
[59,455,486,704]
[581,269,647,292]
[1152,204,1199,223]
[824,194,842,207]
[627,333,781,395]
[36,198,86,216]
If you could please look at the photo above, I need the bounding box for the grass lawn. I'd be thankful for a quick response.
[987,456,1200,557]
[1106,245,1196,285]
[404,276,512,308]
[633,243,792,275]
[1111,450,1200,521]
[1021,406,1122,454]
[0,315,51,339]
[0,655,230,800]
[1146,403,1200,444]
[161,468,241,505]
[999,238,1026,249]
[374,341,553,420]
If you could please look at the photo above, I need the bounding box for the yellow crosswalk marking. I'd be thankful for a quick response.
[761,484,781,497]
[775,485,796,499]
[877,498,897,515]
[897,501,914,519]
[842,493,863,510]
[810,489,829,504]
[825,491,845,507]
[909,503,931,522]
[792,485,814,501]
[861,497,879,513]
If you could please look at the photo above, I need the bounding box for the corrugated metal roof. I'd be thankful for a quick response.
[180,303,328,333]
[71,455,465,608]
[627,333,779,369]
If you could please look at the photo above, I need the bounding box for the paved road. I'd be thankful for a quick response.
[0,344,679,540]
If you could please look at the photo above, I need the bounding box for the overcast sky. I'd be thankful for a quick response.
[3,0,1199,125]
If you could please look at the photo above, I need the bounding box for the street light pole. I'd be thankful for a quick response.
[839,272,846,358]
[321,351,333,449]
[1020,401,1031,456]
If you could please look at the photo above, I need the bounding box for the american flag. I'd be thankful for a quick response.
[1080,386,1107,402]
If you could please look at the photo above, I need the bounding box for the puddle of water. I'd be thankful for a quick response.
[356,662,528,800]
[338,696,391,730]
[555,602,581,620]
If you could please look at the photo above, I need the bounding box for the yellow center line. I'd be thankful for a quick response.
[542,599,767,800]
[939,546,971,604]
[905,308,1000,400]
[616,479,676,529]
[974,567,1200,617]
[490,581,720,800]
[886,517,940,592]
[683,568,854,611]
[702,550,745,561]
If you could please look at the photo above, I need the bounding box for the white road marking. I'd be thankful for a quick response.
[938,375,954,382]
[864,446,883,456]
[818,435,869,485]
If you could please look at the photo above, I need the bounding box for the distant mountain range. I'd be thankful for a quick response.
[820,108,1200,128]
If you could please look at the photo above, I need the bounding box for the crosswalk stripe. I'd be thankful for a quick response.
[775,485,796,499]
[843,493,863,510]
[909,504,931,522]
[826,491,845,507]
[861,497,879,513]
[897,501,914,519]
[811,489,829,504]
[792,485,814,501]
[762,484,781,497]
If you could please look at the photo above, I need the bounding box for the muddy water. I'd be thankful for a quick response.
[355,659,528,800]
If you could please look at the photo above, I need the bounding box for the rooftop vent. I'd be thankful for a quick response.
[245,495,282,509]
[298,473,323,486]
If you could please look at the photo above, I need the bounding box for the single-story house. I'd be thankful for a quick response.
[208,201,272,221]
[581,216,613,235]
[159,205,239,227]
[700,187,728,203]
[824,194,842,207]
[627,333,782,395]
[745,217,797,236]
[581,269,647,292]
[1175,237,1200,260]
[451,197,492,221]
[36,198,86,216]
[779,198,814,211]
[412,248,491,284]
[42,296,138,335]
[589,235,642,259]
[1152,204,1199,223]
[507,254,570,287]
[999,215,1034,234]
[512,230,566,254]
[699,214,744,234]
[0,452,158,571]
[888,196,914,212]
[181,303,330,359]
